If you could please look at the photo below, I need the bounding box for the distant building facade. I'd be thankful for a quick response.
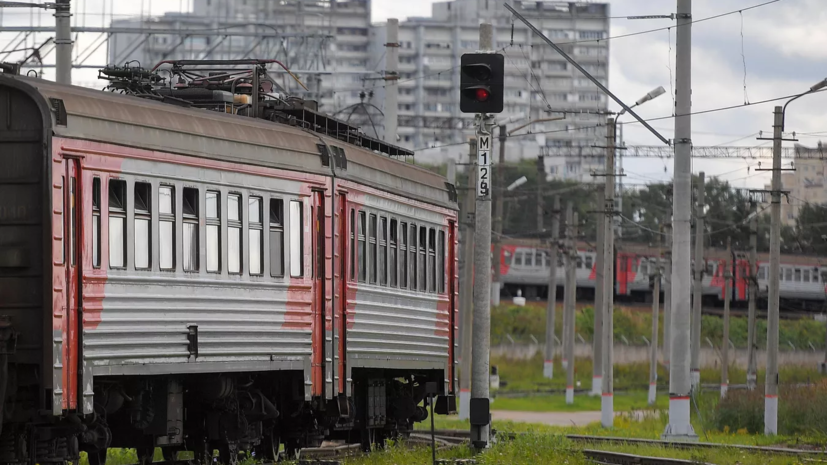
[776,142,827,226]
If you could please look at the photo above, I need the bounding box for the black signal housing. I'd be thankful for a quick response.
[460,53,504,114]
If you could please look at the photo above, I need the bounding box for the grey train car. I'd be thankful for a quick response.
[0,69,458,465]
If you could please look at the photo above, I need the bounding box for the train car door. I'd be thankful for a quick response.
[63,158,81,410]
[312,190,333,399]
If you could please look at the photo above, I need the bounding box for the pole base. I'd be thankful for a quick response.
[648,383,657,406]
[764,395,778,435]
[662,397,698,441]
[458,389,471,421]
[721,383,728,398]
[591,376,602,396]
[491,282,501,307]
[601,393,613,428]
[690,369,700,390]
[746,373,757,390]
[562,359,568,370]
[543,360,554,379]
[565,387,574,405]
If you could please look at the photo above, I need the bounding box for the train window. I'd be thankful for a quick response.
[557,252,564,268]
[410,224,417,290]
[785,268,792,282]
[206,191,221,273]
[270,199,284,277]
[514,252,523,266]
[419,227,427,292]
[439,230,446,293]
[134,182,151,270]
[92,178,101,268]
[58,177,64,265]
[525,252,533,267]
[228,193,242,274]
[706,262,714,276]
[389,219,398,287]
[369,214,377,284]
[757,266,766,280]
[358,212,366,282]
[350,209,356,281]
[428,228,436,293]
[576,254,583,269]
[379,217,388,286]
[290,200,304,278]
[249,197,263,276]
[804,269,811,283]
[639,261,648,277]
[183,188,199,272]
[794,269,801,282]
[535,252,543,268]
[108,179,127,269]
[815,271,821,283]
[159,186,175,270]
[585,255,593,270]
[821,271,827,284]
[400,222,408,288]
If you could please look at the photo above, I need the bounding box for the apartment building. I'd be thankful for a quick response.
[775,142,827,226]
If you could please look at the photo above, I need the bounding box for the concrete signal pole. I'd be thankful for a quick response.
[663,0,697,440]
[649,229,662,406]
[55,0,73,85]
[544,196,561,379]
[459,139,477,421]
[592,190,605,396]
[470,22,494,450]
[383,19,399,144]
[747,217,758,389]
[663,219,672,371]
[491,126,507,307]
[601,118,616,428]
[721,236,732,398]
[565,206,577,405]
[691,171,705,391]
[764,106,783,436]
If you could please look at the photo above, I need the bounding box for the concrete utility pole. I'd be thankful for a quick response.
[55,0,72,85]
[544,196,561,379]
[663,220,672,371]
[491,125,507,307]
[592,189,605,396]
[537,156,545,234]
[383,18,399,144]
[721,236,732,398]
[663,0,697,440]
[765,106,783,436]
[691,171,705,391]
[649,228,662,406]
[564,205,577,405]
[458,139,477,421]
[470,22,494,449]
[601,118,616,428]
[747,217,758,389]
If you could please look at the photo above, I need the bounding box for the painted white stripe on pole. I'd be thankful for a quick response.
[478,135,491,199]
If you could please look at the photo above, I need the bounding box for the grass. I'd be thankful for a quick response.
[492,390,669,412]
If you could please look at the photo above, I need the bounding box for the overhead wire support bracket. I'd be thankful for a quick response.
[504,3,671,147]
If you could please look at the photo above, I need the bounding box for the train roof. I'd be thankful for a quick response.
[0,74,457,211]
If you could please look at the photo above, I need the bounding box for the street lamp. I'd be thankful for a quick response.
[782,78,827,131]
[618,86,666,116]
[506,176,528,191]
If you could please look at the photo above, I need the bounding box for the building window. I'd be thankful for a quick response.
[289,200,304,278]
[400,222,408,289]
[206,191,220,273]
[159,186,175,270]
[390,219,398,287]
[270,199,285,277]
[358,212,367,282]
[410,224,418,291]
[379,217,388,286]
[369,214,377,284]
[438,230,446,293]
[108,179,126,269]
[249,197,263,275]
[134,182,151,270]
[428,228,436,293]
[92,178,101,268]
[183,188,199,272]
[419,227,427,292]
[228,193,242,274]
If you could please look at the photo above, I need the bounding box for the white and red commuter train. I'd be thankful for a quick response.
[0,61,458,465]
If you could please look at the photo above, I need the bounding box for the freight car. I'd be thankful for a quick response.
[0,61,458,465]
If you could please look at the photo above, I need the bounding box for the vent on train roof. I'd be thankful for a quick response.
[98,59,414,159]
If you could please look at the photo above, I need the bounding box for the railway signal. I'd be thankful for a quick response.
[460,53,504,114]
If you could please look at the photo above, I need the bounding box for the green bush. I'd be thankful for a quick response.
[714,382,827,436]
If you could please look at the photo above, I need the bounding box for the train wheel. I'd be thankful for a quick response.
[253,428,279,462]
[216,444,238,465]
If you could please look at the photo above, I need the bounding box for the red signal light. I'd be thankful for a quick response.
[476,88,491,102]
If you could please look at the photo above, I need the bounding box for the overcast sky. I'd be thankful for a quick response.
[2,0,825,188]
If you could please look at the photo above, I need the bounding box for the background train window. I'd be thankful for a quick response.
[368,214,377,284]
[134,182,151,270]
[514,252,523,266]
[349,210,356,281]
[639,260,648,277]
[409,224,417,290]
[428,228,436,293]
[183,188,199,272]
[289,200,304,278]
[159,186,175,270]
[390,219,398,287]
[418,227,427,292]
[794,269,801,282]
[92,178,101,268]
[400,222,408,288]
[206,191,221,273]
[757,266,766,280]
[228,193,242,274]
[249,197,263,276]
[108,179,127,269]
[524,251,533,267]
[270,199,285,277]
[576,254,583,269]
[585,255,593,270]
[804,269,811,283]
[784,268,792,282]
[535,252,543,268]
[379,217,388,286]
[438,230,446,294]
[358,212,366,282]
